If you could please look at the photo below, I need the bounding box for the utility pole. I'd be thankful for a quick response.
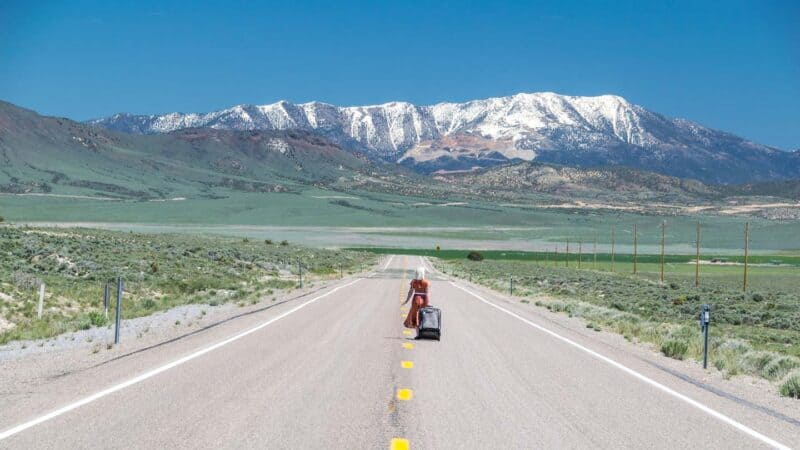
[593,230,597,270]
[695,221,701,287]
[633,224,638,275]
[611,226,616,273]
[660,221,666,283]
[743,222,750,292]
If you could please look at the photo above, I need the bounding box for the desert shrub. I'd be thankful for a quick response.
[88,311,107,327]
[265,239,273,245]
[467,251,484,261]
[0,216,4,223]
[779,370,800,398]
[660,339,689,360]
[280,240,289,246]
[742,351,775,373]
[762,356,800,380]
[142,298,157,310]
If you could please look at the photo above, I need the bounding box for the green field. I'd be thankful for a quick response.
[359,247,800,291]
[2,191,799,253]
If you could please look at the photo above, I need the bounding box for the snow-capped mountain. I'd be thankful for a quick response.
[90,93,799,184]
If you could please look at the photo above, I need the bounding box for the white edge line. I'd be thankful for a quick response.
[0,278,363,441]
[450,281,790,450]
[383,254,395,270]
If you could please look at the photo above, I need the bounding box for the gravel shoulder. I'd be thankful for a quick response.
[0,272,364,388]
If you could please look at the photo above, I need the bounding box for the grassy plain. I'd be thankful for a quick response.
[0,226,375,344]
[2,190,800,252]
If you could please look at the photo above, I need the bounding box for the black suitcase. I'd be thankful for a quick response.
[417,307,441,340]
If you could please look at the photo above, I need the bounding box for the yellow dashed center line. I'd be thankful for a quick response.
[396,388,413,401]
[392,257,412,450]
[390,437,410,450]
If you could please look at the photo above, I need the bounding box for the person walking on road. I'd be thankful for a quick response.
[403,267,430,328]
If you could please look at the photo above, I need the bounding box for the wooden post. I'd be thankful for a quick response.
[660,221,666,283]
[695,221,701,287]
[37,283,45,319]
[593,230,598,270]
[566,239,570,268]
[611,226,616,273]
[554,245,558,268]
[578,239,582,269]
[743,222,749,292]
[633,224,638,275]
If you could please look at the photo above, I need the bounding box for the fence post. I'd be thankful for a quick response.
[114,276,122,345]
[700,304,710,369]
[37,283,45,319]
[103,283,110,319]
[509,276,514,296]
[298,261,303,288]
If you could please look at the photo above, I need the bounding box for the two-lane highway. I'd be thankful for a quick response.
[1,256,797,449]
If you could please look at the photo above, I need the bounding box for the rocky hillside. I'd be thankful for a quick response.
[437,162,800,205]
[0,101,401,199]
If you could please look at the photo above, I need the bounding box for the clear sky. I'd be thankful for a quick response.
[1,0,798,149]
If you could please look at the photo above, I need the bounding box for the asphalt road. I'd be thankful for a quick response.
[1,255,797,449]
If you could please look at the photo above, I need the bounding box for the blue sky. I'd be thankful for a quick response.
[1,0,798,149]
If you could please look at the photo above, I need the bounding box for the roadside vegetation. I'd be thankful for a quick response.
[366,248,800,398]
[0,226,375,344]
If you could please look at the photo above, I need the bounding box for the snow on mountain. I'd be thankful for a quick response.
[91,93,662,153]
[90,92,796,183]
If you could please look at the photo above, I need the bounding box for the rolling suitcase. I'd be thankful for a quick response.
[417,307,441,340]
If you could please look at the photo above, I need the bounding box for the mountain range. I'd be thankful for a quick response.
[0,100,406,200]
[2,100,798,211]
[91,92,800,184]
